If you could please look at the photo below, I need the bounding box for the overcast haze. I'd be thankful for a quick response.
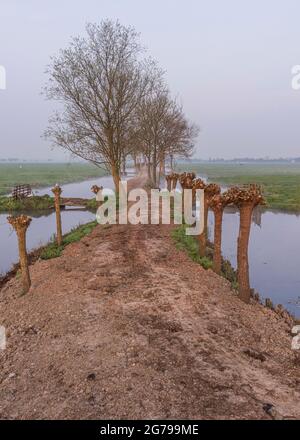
[0,0,300,160]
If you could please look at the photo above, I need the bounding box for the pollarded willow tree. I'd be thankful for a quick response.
[165,172,180,191]
[170,172,179,191]
[226,184,265,303]
[179,172,196,190]
[197,183,221,257]
[44,20,160,190]
[7,215,32,294]
[165,174,172,191]
[208,191,235,274]
[191,176,205,206]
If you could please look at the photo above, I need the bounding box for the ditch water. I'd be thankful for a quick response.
[207,208,300,317]
[0,174,300,318]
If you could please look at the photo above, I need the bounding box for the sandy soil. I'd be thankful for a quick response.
[0,172,299,420]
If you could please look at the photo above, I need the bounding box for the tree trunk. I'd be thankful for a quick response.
[170,154,174,171]
[158,158,164,182]
[18,228,31,293]
[172,175,178,191]
[122,153,126,176]
[111,163,121,192]
[54,196,62,246]
[237,203,253,303]
[198,195,208,257]
[52,186,63,246]
[152,147,157,186]
[166,177,171,192]
[7,215,32,294]
[213,209,223,274]
[147,158,151,180]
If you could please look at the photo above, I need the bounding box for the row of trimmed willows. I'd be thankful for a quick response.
[5,185,100,295]
[167,171,264,305]
[169,171,295,323]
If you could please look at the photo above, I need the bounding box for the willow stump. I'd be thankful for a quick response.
[208,195,224,274]
[226,185,265,303]
[237,202,253,301]
[51,185,63,246]
[7,215,32,294]
[179,172,196,191]
[170,172,179,191]
[165,175,172,192]
[91,185,101,195]
[208,191,235,274]
[91,185,103,207]
[198,183,220,257]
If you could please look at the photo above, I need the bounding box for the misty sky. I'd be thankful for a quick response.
[0,0,300,160]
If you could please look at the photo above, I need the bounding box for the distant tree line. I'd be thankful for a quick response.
[44,20,199,189]
[192,158,300,163]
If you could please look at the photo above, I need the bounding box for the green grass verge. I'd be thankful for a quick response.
[171,225,213,269]
[0,162,108,196]
[85,195,113,212]
[85,198,99,211]
[171,224,238,288]
[0,194,116,214]
[40,221,98,260]
[0,195,54,212]
[176,163,300,212]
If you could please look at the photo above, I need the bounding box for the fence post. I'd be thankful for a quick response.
[51,184,63,246]
[7,215,32,294]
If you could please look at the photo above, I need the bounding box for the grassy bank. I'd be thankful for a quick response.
[40,221,98,260]
[176,163,300,212]
[171,225,237,288]
[171,226,213,269]
[0,195,55,212]
[0,162,108,196]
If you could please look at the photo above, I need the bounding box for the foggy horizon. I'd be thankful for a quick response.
[1,0,300,161]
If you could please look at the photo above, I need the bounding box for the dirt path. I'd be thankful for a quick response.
[126,166,149,191]
[0,173,299,419]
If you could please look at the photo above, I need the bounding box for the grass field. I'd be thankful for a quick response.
[0,162,108,196]
[176,163,300,212]
[1,161,300,212]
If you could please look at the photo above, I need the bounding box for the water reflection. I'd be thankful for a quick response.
[208,208,300,317]
[0,209,96,277]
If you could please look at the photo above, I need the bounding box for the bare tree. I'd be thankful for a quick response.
[44,20,159,190]
[157,105,198,180]
[135,88,199,186]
